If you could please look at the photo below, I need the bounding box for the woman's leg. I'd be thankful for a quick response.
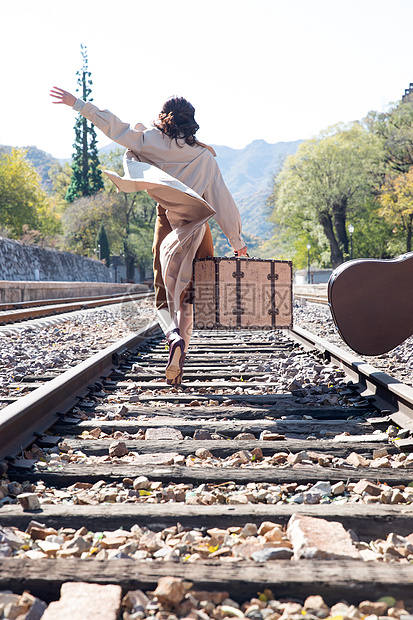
[178,222,214,351]
[152,205,179,334]
[153,205,185,383]
[153,211,213,381]
[177,302,193,353]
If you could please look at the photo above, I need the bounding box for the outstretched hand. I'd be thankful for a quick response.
[50,86,76,107]
[234,246,248,257]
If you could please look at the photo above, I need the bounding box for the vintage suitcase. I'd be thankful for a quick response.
[193,257,293,329]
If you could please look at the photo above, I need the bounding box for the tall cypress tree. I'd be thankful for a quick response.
[66,44,104,203]
[96,222,110,267]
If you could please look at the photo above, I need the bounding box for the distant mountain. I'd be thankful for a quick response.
[2,138,302,238]
[212,139,302,238]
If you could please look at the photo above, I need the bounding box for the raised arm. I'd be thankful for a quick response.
[50,86,145,152]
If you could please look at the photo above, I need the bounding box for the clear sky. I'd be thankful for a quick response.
[3,0,413,159]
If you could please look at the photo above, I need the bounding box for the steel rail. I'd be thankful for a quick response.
[0,288,149,312]
[294,293,329,305]
[0,291,154,325]
[289,325,413,430]
[293,284,328,305]
[0,321,162,460]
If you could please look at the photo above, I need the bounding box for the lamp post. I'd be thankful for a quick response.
[348,224,354,260]
[98,243,101,261]
[306,243,311,284]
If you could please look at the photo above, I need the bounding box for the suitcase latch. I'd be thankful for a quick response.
[232,271,244,278]
[267,273,279,280]
[232,308,245,315]
[268,309,279,315]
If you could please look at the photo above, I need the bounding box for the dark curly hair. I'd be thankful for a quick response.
[154,96,200,147]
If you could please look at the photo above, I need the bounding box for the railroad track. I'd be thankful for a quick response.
[1,322,413,614]
[293,284,329,305]
[0,282,324,327]
[0,288,151,326]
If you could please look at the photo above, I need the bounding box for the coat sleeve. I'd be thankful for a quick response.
[203,169,245,251]
[72,99,145,152]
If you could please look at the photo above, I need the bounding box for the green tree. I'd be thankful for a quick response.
[47,162,73,239]
[65,44,104,203]
[367,98,413,174]
[100,149,156,281]
[50,161,72,202]
[344,197,393,260]
[267,123,384,268]
[96,222,110,266]
[116,190,156,281]
[61,192,114,255]
[0,148,57,238]
[61,148,156,280]
[378,168,413,252]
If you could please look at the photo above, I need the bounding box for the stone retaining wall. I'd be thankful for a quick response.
[0,236,111,283]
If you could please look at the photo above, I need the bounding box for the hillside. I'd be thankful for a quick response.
[212,139,302,238]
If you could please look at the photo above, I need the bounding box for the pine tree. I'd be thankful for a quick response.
[66,45,104,203]
[96,222,110,266]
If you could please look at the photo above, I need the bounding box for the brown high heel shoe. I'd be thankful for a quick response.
[165,328,185,383]
[166,352,186,386]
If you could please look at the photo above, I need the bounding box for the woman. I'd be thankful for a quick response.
[50,87,248,385]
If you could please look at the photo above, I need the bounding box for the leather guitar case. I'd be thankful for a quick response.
[328,253,413,356]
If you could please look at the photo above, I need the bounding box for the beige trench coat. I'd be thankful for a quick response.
[73,99,245,316]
